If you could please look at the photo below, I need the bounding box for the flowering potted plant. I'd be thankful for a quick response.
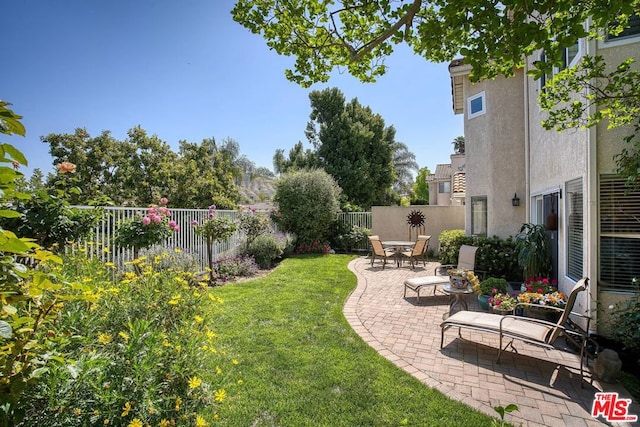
[114,198,179,258]
[474,277,509,311]
[488,293,519,314]
[448,268,480,290]
[517,277,566,321]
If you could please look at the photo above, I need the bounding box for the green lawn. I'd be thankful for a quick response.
[209,254,496,426]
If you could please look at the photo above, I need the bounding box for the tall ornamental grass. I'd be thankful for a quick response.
[20,250,242,427]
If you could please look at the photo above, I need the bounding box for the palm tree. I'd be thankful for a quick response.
[452,136,465,154]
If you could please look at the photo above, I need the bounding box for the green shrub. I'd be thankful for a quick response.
[272,169,341,245]
[20,254,241,426]
[139,246,200,273]
[477,277,509,296]
[328,220,370,253]
[214,255,259,282]
[438,231,522,280]
[248,234,284,269]
[1,189,103,253]
[437,229,466,264]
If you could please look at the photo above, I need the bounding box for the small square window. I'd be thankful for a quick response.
[439,182,451,193]
[467,91,486,119]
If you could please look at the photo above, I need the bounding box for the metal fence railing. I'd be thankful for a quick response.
[75,207,373,269]
[75,206,243,270]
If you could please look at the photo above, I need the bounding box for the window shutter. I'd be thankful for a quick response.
[566,179,583,281]
[599,175,640,291]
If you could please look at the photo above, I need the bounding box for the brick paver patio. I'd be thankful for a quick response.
[345,256,639,427]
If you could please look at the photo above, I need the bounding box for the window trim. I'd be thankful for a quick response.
[566,178,584,282]
[470,196,487,237]
[438,181,451,194]
[467,91,486,119]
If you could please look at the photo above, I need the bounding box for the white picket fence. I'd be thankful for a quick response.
[76,207,373,269]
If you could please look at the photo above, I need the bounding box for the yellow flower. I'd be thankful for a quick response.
[194,315,203,324]
[174,248,182,253]
[168,294,181,305]
[195,415,209,427]
[214,389,227,402]
[206,331,216,340]
[175,397,182,411]
[232,359,239,365]
[97,333,112,345]
[119,331,130,340]
[103,247,110,254]
[121,401,132,417]
[188,376,202,389]
[158,420,170,427]
[128,419,143,427]
[104,420,110,425]
[237,378,243,385]
[215,366,222,375]
[73,408,82,415]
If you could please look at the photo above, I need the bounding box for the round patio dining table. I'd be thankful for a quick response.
[382,240,415,267]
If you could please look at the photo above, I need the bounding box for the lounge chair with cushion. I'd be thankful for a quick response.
[404,244,479,302]
[368,235,395,269]
[440,277,591,384]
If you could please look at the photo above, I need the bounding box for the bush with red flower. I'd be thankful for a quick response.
[517,277,567,308]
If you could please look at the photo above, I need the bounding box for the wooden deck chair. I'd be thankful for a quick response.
[368,235,395,269]
[399,235,430,269]
[440,278,591,384]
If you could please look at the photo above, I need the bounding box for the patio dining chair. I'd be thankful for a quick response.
[399,235,430,269]
[368,235,396,269]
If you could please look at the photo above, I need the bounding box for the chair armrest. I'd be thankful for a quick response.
[434,264,457,275]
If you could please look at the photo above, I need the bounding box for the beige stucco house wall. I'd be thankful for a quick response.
[371,206,464,255]
[449,64,527,239]
[449,31,640,333]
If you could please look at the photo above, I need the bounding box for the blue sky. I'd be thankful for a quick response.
[3,1,463,178]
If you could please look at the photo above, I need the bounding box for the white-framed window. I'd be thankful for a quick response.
[471,196,487,237]
[599,175,640,291]
[606,14,640,42]
[566,178,584,281]
[561,42,581,70]
[438,181,451,193]
[467,91,486,119]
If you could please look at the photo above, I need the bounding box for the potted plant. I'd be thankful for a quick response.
[474,277,509,310]
[515,223,552,280]
[489,293,519,315]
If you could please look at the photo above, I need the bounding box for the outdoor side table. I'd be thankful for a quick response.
[442,284,474,315]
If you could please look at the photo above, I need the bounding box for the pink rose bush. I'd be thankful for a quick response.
[114,199,178,257]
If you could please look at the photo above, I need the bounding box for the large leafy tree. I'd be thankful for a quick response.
[168,138,239,209]
[43,128,239,208]
[306,87,395,209]
[233,0,640,183]
[412,166,431,205]
[273,141,320,174]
